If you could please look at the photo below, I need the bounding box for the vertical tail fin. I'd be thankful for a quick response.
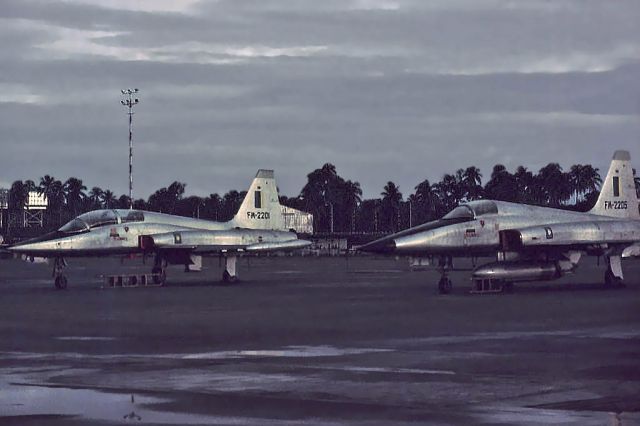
[232,170,286,230]
[589,150,639,219]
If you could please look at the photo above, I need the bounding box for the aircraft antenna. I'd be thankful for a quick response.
[120,88,140,209]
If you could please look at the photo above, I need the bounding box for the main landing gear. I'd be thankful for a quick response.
[52,257,68,290]
[151,255,167,285]
[222,255,238,283]
[604,255,624,288]
[437,256,453,294]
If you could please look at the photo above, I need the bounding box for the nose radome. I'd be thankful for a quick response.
[394,232,432,253]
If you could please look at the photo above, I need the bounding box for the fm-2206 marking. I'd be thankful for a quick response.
[247,211,270,219]
[604,201,628,210]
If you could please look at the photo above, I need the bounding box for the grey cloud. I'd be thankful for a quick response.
[0,0,639,200]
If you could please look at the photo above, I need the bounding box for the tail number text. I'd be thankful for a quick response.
[247,211,270,219]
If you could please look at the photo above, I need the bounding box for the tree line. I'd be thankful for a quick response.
[3,163,640,234]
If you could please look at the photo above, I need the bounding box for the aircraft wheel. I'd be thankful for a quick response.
[152,267,166,285]
[222,270,239,284]
[438,277,452,294]
[502,281,514,293]
[54,276,68,290]
[604,269,623,288]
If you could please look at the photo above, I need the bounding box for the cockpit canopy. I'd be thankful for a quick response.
[442,200,498,221]
[59,209,145,234]
[442,205,474,220]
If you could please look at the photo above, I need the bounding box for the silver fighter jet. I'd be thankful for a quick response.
[8,170,311,289]
[360,151,640,294]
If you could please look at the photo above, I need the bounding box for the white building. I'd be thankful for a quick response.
[281,206,313,234]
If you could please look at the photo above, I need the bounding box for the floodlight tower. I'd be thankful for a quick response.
[120,88,139,209]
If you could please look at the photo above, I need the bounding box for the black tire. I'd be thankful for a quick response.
[604,269,613,286]
[55,276,68,290]
[502,281,514,293]
[222,271,239,284]
[152,267,166,285]
[438,277,452,294]
[604,269,624,288]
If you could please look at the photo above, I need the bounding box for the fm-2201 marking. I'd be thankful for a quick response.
[604,201,628,210]
[247,211,270,219]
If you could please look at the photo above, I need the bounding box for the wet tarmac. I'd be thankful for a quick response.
[0,255,639,425]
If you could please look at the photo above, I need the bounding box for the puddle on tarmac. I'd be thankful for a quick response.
[0,345,394,364]
[56,336,117,341]
[319,366,456,376]
[181,345,393,360]
[0,376,316,425]
[474,405,640,425]
[392,327,640,346]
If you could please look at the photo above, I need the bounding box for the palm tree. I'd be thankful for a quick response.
[438,174,462,209]
[23,180,37,192]
[381,181,402,232]
[514,166,535,203]
[8,180,28,212]
[205,193,222,220]
[340,180,362,232]
[63,178,87,216]
[222,190,244,221]
[38,175,63,206]
[462,166,483,200]
[88,187,104,209]
[178,196,205,218]
[413,178,435,223]
[580,165,602,199]
[300,163,340,232]
[101,190,117,209]
[117,195,131,209]
[38,175,64,226]
[568,164,601,203]
[537,163,571,207]
[484,165,518,202]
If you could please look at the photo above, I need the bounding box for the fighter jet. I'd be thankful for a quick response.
[8,170,311,289]
[360,151,640,294]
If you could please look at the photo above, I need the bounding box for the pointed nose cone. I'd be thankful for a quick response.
[359,238,397,253]
[6,231,64,256]
[7,241,48,255]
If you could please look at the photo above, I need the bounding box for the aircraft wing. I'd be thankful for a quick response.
[140,229,311,255]
[500,220,640,252]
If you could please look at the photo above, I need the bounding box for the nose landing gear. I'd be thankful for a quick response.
[52,257,68,290]
[437,255,453,294]
[438,275,452,294]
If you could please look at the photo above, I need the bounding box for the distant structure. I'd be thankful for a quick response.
[0,189,47,229]
[120,88,140,209]
[281,206,313,234]
[0,189,7,229]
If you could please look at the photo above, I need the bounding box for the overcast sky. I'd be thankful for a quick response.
[1,0,639,199]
